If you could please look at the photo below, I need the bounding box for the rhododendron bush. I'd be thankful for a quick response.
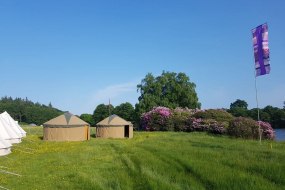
[141,107,275,140]
[141,107,172,131]
[258,121,275,140]
[228,117,275,140]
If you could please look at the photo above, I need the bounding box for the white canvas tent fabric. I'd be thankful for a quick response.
[0,116,21,144]
[0,111,26,137]
[0,139,11,156]
[0,133,12,156]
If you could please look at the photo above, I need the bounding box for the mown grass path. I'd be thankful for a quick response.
[0,127,284,190]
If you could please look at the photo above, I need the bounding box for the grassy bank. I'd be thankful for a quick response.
[0,127,285,190]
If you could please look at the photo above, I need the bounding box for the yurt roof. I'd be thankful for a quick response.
[43,112,89,127]
[96,114,132,126]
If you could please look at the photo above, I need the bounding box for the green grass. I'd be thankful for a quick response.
[0,127,285,190]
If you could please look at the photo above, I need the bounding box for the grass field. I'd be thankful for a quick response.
[0,127,285,190]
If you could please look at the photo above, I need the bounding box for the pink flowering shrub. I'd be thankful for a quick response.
[141,107,275,141]
[186,118,207,132]
[141,107,226,134]
[258,121,275,140]
[141,107,172,131]
[228,117,275,140]
[228,117,259,139]
[171,108,199,131]
[185,118,226,134]
[193,109,234,128]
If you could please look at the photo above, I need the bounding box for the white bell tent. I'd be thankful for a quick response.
[0,133,12,156]
[0,116,22,144]
[0,111,26,138]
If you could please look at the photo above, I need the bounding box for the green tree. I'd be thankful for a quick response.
[80,114,95,126]
[113,102,135,123]
[229,99,248,117]
[93,104,114,124]
[248,108,271,122]
[135,71,201,120]
[230,99,248,109]
[263,105,285,128]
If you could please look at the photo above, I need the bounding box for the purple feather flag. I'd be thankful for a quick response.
[252,23,270,77]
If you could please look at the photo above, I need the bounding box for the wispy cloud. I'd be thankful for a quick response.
[63,79,141,115]
[91,80,140,106]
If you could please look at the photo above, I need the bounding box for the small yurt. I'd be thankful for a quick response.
[96,114,133,138]
[43,112,90,141]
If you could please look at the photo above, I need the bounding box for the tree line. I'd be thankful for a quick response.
[0,96,63,125]
[228,99,285,128]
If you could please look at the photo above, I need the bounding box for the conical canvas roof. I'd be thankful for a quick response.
[96,114,132,126]
[0,116,22,140]
[43,112,89,127]
[1,111,26,137]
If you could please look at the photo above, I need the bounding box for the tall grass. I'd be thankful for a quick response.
[0,127,284,190]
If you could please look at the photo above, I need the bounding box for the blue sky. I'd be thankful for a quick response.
[1,0,284,115]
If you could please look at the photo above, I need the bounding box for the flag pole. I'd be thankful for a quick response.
[254,74,262,144]
[108,98,111,116]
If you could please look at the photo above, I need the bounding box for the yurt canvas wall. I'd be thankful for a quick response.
[96,115,133,138]
[43,112,90,141]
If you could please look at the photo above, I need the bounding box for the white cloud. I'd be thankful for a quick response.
[91,80,140,107]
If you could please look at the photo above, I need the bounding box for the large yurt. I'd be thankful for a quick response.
[43,112,90,141]
[96,114,133,138]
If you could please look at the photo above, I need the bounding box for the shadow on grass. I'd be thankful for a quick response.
[38,136,43,140]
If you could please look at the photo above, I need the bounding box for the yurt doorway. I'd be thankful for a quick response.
[124,125,129,138]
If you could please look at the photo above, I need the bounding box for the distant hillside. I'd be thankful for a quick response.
[0,96,63,125]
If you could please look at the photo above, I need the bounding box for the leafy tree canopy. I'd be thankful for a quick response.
[229,99,249,117]
[113,102,135,123]
[93,104,114,124]
[135,71,201,118]
[80,113,95,126]
[230,99,248,110]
